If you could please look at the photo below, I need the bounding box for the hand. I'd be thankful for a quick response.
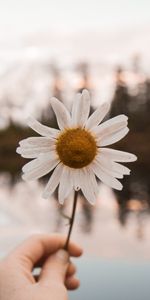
[0,234,83,300]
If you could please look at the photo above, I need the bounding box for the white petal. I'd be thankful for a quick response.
[112,162,131,175]
[22,151,57,173]
[16,146,56,158]
[27,116,60,138]
[91,161,123,190]
[22,159,40,173]
[58,167,73,204]
[79,167,98,204]
[50,97,71,130]
[71,93,81,126]
[19,137,55,148]
[22,157,59,181]
[99,148,137,162]
[85,102,110,130]
[72,169,81,191]
[93,114,128,136]
[96,153,131,176]
[71,89,90,127]
[42,163,63,199]
[98,127,129,147]
[95,157,123,179]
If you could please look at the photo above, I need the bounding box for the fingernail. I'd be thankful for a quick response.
[55,249,69,263]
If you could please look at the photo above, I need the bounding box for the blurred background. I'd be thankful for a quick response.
[0,1,150,299]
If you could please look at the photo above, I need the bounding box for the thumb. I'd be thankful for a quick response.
[39,249,69,285]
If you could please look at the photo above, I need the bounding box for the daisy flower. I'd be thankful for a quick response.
[16,89,137,205]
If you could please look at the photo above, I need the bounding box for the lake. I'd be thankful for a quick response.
[69,258,150,300]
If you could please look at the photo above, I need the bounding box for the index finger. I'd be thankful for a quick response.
[9,234,83,270]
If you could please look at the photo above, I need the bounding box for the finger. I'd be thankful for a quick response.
[10,234,83,270]
[65,276,80,290]
[67,262,76,277]
[36,253,78,270]
[34,261,76,282]
[39,249,69,285]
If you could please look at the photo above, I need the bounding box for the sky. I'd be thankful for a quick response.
[0,0,150,36]
[0,0,149,74]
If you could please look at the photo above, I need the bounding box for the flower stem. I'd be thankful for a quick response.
[64,190,78,250]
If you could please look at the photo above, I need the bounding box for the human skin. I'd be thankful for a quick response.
[0,234,83,300]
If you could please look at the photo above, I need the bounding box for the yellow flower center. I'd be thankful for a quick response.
[56,128,97,169]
